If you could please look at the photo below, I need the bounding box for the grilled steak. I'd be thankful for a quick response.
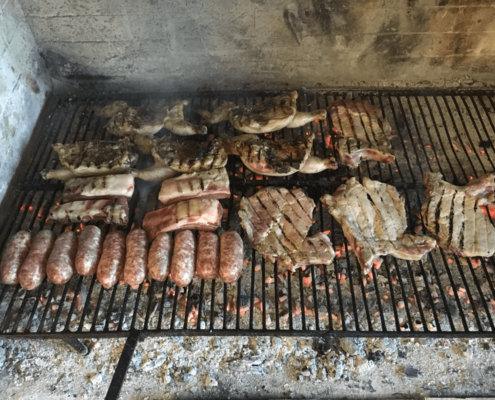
[329,100,395,168]
[62,174,135,202]
[158,167,230,206]
[224,133,337,176]
[421,173,495,258]
[143,199,223,240]
[238,187,335,272]
[49,198,129,226]
[53,139,138,177]
[96,100,207,137]
[199,91,326,133]
[321,178,436,274]
[151,137,228,173]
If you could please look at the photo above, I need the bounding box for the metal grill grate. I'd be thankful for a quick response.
[2,89,495,340]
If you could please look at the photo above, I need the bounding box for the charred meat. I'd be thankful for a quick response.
[421,173,495,258]
[238,187,335,272]
[62,174,135,203]
[329,100,395,168]
[49,198,129,226]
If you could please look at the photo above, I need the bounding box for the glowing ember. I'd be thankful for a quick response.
[302,275,312,287]
[265,276,274,285]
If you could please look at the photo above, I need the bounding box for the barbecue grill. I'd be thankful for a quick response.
[2,89,495,398]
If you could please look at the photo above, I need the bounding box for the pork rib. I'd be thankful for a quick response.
[421,172,495,258]
[321,178,436,274]
[49,198,129,226]
[62,174,135,203]
[238,187,335,272]
[329,100,395,168]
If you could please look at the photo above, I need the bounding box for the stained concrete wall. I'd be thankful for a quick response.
[0,0,51,202]
[16,0,495,92]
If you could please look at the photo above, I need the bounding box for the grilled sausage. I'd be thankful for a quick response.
[148,232,173,281]
[196,232,219,280]
[46,231,78,285]
[219,231,243,283]
[75,225,103,276]
[18,230,55,290]
[124,229,148,288]
[0,231,31,285]
[170,230,195,287]
[97,231,126,289]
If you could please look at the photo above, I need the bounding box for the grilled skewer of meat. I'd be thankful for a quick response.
[199,91,326,133]
[329,100,395,168]
[95,100,207,137]
[224,133,337,176]
[239,187,335,272]
[62,174,135,203]
[321,178,436,274]
[49,198,129,226]
[421,173,495,258]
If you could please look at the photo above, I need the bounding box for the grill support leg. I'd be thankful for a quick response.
[62,338,89,355]
[105,330,141,400]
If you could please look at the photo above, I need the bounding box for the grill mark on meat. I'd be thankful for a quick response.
[447,190,457,248]
[355,101,377,149]
[434,189,444,236]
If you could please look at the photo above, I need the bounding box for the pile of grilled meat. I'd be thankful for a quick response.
[1,93,494,291]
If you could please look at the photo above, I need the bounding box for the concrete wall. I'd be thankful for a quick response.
[16,0,495,92]
[0,0,51,201]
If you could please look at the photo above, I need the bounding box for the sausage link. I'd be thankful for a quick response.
[148,232,173,281]
[75,225,103,276]
[18,230,55,290]
[0,231,31,285]
[170,230,195,287]
[46,231,78,285]
[97,231,126,289]
[124,229,148,287]
[219,231,243,283]
[196,232,219,280]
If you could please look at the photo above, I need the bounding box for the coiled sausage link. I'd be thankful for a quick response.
[123,229,148,288]
[46,230,78,285]
[75,225,103,276]
[0,231,31,285]
[18,230,55,290]
[196,232,219,280]
[170,230,195,287]
[148,232,173,281]
[97,231,126,289]
[219,231,243,284]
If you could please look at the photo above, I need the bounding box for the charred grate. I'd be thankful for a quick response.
[2,89,495,340]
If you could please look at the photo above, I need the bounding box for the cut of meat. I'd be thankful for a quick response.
[158,167,230,206]
[143,199,223,240]
[62,174,135,202]
[329,100,395,168]
[421,172,495,258]
[49,198,129,226]
[52,139,138,176]
[321,178,436,274]
[238,187,335,272]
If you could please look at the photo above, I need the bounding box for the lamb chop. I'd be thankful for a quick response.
[199,91,327,134]
[51,139,138,177]
[143,199,223,240]
[95,100,207,136]
[421,173,495,258]
[329,100,395,168]
[151,136,228,173]
[238,187,335,272]
[62,174,135,202]
[321,178,436,274]
[49,198,129,226]
[158,167,230,206]
[224,133,337,176]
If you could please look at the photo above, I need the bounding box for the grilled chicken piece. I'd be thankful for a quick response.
[239,187,335,272]
[158,167,230,206]
[421,173,495,258]
[62,174,135,203]
[152,137,228,173]
[199,91,326,134]
[41,167,79,181]
[143,199,223,240]
[52,139,138,177]
[49,198,129,226]
[321,178,436,274]
[96,100,207,137]
[130,163,180,182]
[224,133,337,176]
[329,100,395,168]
